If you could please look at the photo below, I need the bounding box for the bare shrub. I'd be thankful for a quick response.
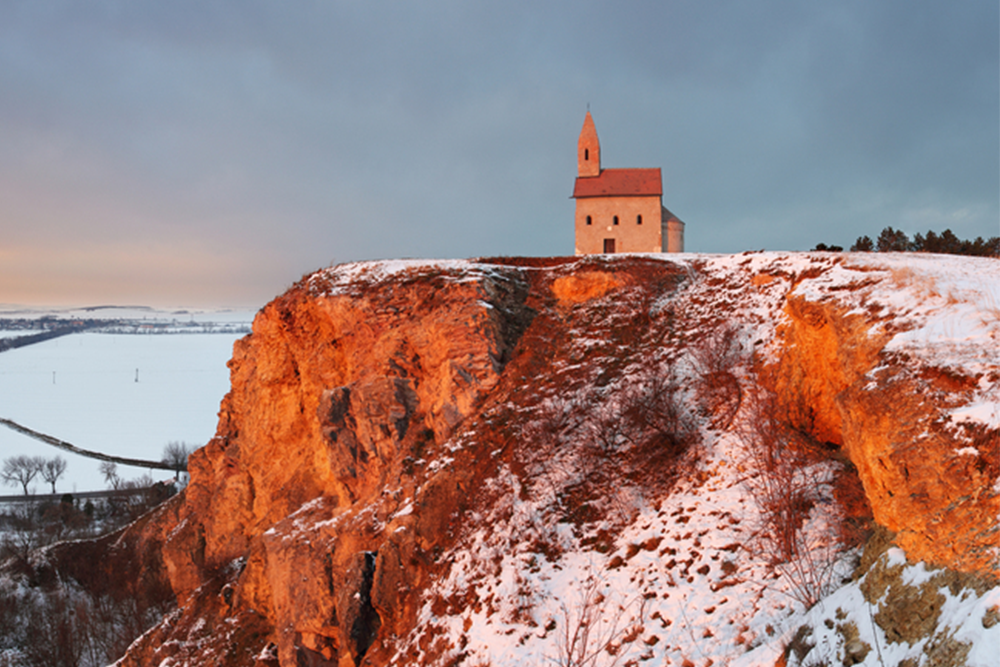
[21,590,89,667]
[0,475,175,665]
[0,502,41,568]
[0,581,27,658]
[573,366,699,523]
[6,533,177,667]
[736,388,848,608]
[593,368,698,468]
[519,362,699,531]
[551,573,646,667]
[37,497,90,545]
[689,323,745,430]
[620,369,694,450]
[738,390,811,561]
[11,580,167,667]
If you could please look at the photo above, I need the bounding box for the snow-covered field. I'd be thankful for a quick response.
[0,308,254,493]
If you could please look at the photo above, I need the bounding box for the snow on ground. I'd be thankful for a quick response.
[0,329,245,493]
[401,430,860,666]
[698,251,1000,430]
[1,254,996,663]
[768,548,1000,667]
[313,252,999,435]
[358,251,999,666]
[307,258,514,300]
[845,253,1000,429]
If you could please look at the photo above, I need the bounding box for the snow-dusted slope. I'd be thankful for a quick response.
[4,252,996,667]
[388,252,999,666]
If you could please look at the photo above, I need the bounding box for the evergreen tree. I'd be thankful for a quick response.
[876,227,911,252]
[850,235,874,252]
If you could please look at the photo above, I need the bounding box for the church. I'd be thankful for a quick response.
[573,112,684,254]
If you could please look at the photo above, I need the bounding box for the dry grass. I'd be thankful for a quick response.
[889,266,942,300]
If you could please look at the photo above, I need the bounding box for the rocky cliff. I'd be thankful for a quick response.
[24,253,1000,665]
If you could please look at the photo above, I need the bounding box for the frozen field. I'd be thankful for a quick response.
[0,326,250,493]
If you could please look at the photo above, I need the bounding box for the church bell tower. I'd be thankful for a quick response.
[577,111,601,177]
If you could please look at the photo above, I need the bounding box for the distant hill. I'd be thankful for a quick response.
[0,306,253,343]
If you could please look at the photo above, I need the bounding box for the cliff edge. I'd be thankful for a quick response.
[16,253,1000,666]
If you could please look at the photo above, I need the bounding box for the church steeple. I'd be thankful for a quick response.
[577,111,601,177]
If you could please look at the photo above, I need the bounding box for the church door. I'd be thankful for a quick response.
[603,239,616,253]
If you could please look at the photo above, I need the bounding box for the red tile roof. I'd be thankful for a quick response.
[573,168,662,198]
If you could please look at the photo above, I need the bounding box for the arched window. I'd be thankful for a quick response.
[613,215,619,226]
[584,149,589,160]
[637,214,643,225]
[586,215,592,226]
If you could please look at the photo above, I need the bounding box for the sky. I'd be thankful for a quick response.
[1,0,997,309]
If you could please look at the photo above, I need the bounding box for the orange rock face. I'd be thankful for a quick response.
[148,262,536,666]
[550,270,623,304]
[42,253,994,666]
[768,283,999,574]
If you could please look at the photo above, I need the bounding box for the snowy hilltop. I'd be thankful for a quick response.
[1,252,997,667]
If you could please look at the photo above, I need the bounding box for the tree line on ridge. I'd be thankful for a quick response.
[813,227,999,256]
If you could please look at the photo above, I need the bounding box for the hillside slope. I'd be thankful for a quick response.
[10,252,1000,666]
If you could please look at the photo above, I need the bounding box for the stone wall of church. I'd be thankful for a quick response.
[575,195,663,255]
[665,212,685,253]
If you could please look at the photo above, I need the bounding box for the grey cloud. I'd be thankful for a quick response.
[0,1,995,306]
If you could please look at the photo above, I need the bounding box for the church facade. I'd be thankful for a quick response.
[573,112,684,254]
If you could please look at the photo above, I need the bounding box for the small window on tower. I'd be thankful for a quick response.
[586,215,592,226]
[613,215,619,226]
[637,214,643,225]
[585,149,589,160]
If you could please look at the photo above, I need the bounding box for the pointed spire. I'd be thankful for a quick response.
[578,111,600,178]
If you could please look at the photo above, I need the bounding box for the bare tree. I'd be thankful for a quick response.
[161,442,194,480]
[99,461,121,490]
[2,455,46,495]
[40,456,68,493]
